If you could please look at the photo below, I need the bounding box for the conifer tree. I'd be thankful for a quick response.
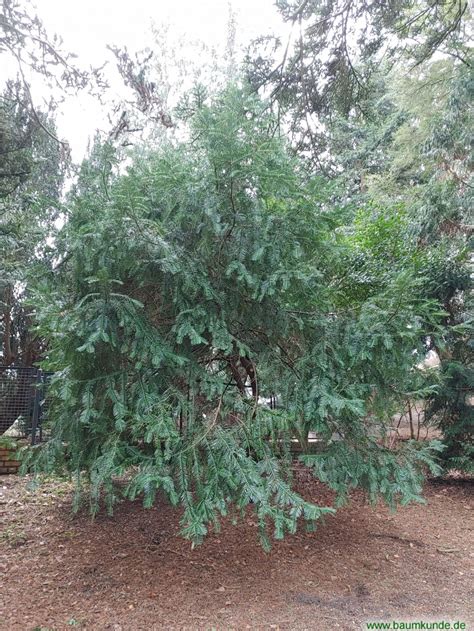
[29,85,442,546]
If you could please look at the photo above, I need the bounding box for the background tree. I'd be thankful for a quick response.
[246,0,472,473]
[246,0,471,172]
[332,61,473,472]
[0,80,65,365]
[0,0,106,367]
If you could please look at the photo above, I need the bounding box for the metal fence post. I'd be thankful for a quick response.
[30,369,41,446]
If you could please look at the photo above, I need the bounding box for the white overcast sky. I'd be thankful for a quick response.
[26,0,286,160]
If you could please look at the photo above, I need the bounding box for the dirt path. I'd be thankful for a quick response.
[0,472,472,630]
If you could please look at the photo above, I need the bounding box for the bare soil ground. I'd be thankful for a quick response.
[0,470,472,631]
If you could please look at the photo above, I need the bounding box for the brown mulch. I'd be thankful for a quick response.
[0,470,472,631]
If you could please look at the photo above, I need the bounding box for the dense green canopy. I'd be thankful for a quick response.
[28,87,443,546]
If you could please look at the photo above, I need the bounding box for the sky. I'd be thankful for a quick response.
[25,0,287,160]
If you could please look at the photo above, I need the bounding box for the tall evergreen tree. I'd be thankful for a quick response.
[0,81,65,365]
[28,86,443,546]
[246,0,471,171]
[247,0,473,474]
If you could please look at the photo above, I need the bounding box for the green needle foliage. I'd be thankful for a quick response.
[28,85,443,547]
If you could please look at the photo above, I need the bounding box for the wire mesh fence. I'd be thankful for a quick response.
[0,366,51,444]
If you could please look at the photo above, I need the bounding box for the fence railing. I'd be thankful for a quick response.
[0,366,51,444]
